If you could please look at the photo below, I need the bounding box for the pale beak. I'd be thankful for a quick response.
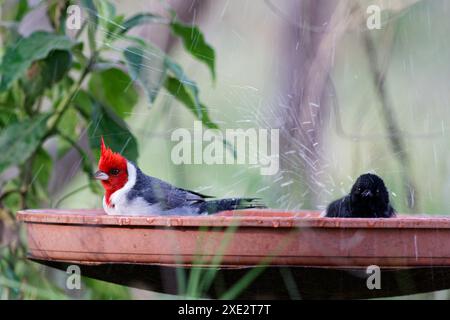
[362,189,373,198]
[94,170,109,181]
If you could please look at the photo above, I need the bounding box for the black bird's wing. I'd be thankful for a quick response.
[325,195,352,218]
[384,204,396,218]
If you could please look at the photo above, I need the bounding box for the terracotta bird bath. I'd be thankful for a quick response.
[16,209,450,299]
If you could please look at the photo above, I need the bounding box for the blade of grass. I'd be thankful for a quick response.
[279,267,301,300]
[220,228,300,299]
[219,266,267,300]
[175,266,186,297]
[0,276,68,300]
[185,225,210,297]
[52,184,90,208]
[197,223,239,295]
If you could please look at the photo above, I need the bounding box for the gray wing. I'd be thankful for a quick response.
[128,169,206,210]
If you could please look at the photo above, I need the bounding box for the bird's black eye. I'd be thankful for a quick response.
[109,169,120,176]
[376,189,380,194]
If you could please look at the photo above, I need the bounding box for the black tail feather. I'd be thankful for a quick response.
[199,198,266,215]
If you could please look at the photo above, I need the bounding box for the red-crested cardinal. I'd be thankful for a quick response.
[94,138,265,215]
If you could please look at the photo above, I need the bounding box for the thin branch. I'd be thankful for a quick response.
[56,129,93,174]
[53,184,90,208]
[0,189,21,202]
[75,20,87,39]
[45,58,93,138]
[362,25,418,210]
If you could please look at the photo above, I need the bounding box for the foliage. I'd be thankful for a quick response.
[0,0,217,299]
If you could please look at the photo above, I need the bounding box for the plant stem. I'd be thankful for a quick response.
[46,60,92,137]
[75,20,87,39]
[53,184,90,208]
[56,129,92,173]
[0,189,21,202]
[362,30,418,210]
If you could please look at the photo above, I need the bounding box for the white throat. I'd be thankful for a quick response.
[103,161,137,215]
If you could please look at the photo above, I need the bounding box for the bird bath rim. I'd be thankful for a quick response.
[16,208,450,229]
[17,208,450,269]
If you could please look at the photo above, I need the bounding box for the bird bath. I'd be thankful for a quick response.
[16,209,450,299]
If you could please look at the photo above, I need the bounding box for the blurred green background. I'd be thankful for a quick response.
[2,0,450,299]
[64,0,450,216]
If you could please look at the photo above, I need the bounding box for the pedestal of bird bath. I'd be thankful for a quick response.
[17,209,450,299]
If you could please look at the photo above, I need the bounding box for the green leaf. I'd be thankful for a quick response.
[120,13,167,34]
[72,42,89,71]
[0,114,50,174]
[73,91,128,183]
[72,90,93,119]
[88,67,138,118]
[31,148,52,188]
[104,14,125,41]
[14,0,29,21]
[0,31,76,92]
[95,0,116,21]
[81,0,98,52]
[1,0,29,22]
[10,82,25,111]
[81,0,98,26]
[164,57,202,115]
[20,50,73,107]
[0,92,19,127]
[84,278,131,299]
[58,108,78,137]
[47,0,70,32]
[0,0,27,47]
[123,45,166,104]
[88,102,139,162]
[164,58,219,129]
[170,21,215,80]
[164,76,218,129]
[94,0,116,34]
[122,42,218,129]
[0,107,18,128]
[57,108,79,157]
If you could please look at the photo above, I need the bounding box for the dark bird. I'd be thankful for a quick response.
[325,173,396,218]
